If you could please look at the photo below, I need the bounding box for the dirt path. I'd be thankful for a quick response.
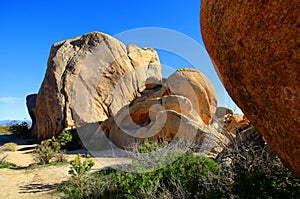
[0,144,130,199]
[0,165,69,199]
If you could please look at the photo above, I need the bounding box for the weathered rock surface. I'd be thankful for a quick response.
[100,69,227,158]
[201,0,300,177]
[222,114,251,140]
[26,94,37,137]
[101,98,229,157]
[166,68,217,124]
[101,95,205,148]
[215,107,233,118]
[36,32,161,140]
[35,31,253,160]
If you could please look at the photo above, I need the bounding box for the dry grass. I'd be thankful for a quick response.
[0,142,18,152]
[0,126,10,135]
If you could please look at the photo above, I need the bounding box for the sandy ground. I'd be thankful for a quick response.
[0,142,130,199]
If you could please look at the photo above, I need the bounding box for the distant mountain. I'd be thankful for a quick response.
[0,120,31,126]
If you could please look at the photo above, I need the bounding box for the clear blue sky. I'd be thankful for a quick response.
[0,0,241,120]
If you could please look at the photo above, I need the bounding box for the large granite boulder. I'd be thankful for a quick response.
[26,94,37,137]
[36,32,161,140]
[201,0,300,177]
[99,69,227,158]
[166,68,217,125]
[101,95,204,148]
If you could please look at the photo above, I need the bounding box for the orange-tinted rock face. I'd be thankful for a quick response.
[101,68,220,150]
[201,0,300,177]
[167,68,217,125]
[222,114,251,140]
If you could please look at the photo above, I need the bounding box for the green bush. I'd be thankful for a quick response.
[136,139,161,153]
[227,150,300,199]
[0,142,18,152]
[101,151,220,199]
[35,132,73,165]
[58,131,72,145]
[56,130,82,151]
[35,139,58,164]
[232,163,300,199]
[59,154,95,198]
[8,121,31,136]
[69,154,95,179]
[58,139,300,199]
[49,131,72,150]
[216,131,300,198]
[59,140,221,199]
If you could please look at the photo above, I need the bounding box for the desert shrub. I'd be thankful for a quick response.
[57,131,73,146]
[0,126,10,134]
[232,162,300,199]
[58,138,300,199]
[8,121,31,136]
[35,139,58,164]
[228,148,300,199]
[49,130,82,151]
[136,138,161,153]
[55,130,82,151]
[69,154,95,179]
[0,142,18,152]
[216,131,300,198]
[49,131,72,150]
[59,154,95,198]
[0,155,16,168]
[59,140,221,199]
[34,132,73,165]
